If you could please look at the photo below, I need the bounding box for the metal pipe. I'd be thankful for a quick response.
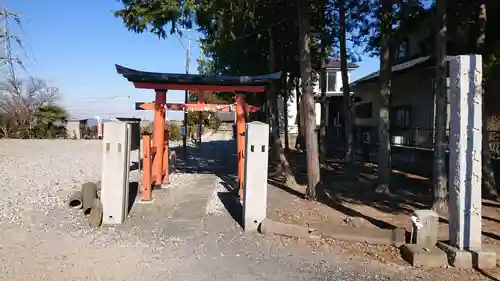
[68,190,83,209]
[82,182,98,215]
[88,198,103,227]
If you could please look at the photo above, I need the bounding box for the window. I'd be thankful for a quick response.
[326,71,336,92]
[390,106,412,128]
[397,40,409,60]
[355,102,372,119]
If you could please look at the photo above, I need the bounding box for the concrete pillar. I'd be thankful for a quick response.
[436,55,497,269]
[101,121,130,225]
[243,121,270,232]
[448,55,482,251]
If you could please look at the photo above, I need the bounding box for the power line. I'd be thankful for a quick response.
[14,17,38,66]
[64,95,131,101]
[0,7,30,80]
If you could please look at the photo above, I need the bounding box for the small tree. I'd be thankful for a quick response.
[33,104,68,138]
[0,78,60,138]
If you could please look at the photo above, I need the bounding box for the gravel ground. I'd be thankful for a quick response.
[0,134,492,280]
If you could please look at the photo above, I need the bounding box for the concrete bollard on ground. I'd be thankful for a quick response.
[101,121,131,225]
[411,209,439,248]
[242,122,269,233]
[401,209,447,267]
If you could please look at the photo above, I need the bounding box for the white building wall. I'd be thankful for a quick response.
[66,121,82,139]
[278,70,352,135]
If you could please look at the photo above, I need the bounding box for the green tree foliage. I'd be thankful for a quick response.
[115,0,335,88]
[31,104,68,138]
[168,122,182,141]
[113,0,377,200]
[361,0,428,56]
[114,0,199,37]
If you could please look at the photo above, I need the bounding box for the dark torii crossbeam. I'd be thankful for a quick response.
[116,64,280,201]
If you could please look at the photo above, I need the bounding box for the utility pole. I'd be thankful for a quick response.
[197,41,203,144]
[183,29,192,159]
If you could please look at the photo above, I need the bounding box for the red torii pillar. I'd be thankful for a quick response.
[152,91,167,186]
[235,94,246,198]
[197,92,204,143]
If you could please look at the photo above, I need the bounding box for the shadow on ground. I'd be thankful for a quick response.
[268,149,500,245]
[170,140,237,178]
[270,150,430,215]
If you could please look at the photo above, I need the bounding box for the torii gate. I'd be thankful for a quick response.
[136,100,261,142]
[116,64,280,202]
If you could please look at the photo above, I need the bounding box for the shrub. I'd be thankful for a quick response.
[208,116,222,131]
[141,123,153,135]
[169,122,182,141]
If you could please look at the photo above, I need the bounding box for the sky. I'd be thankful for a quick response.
[8,0,380,121]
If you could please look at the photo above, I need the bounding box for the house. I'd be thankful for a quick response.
[350,56,454,147]
[216,112,234,124]
[349,3,500,149]
[65,119,88,139]
[278,59,358,135]
[348,7,466,148]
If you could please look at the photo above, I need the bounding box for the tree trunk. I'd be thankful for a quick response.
[376,0,393,194]
[296,80,305,151]
[268,29,297,186]
[268,84,281,159]
[476,2,498,199]
[483,128,498,198]
[318,0,327,166]
[268,28,281,163]
[339,0,354,165]
[432,0,448,213]
[298,0,321,201]
[284,74,291,151]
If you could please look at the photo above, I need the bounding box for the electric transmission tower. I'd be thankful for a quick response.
[0,7,24,80]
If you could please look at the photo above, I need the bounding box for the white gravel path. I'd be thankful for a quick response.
[0,135,488,281]
[0,140,102,226]
[0,138,201,280]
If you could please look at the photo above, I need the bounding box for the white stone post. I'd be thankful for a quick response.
[448,55,482,250]
[101,121,130,225]
[243,121,270,233]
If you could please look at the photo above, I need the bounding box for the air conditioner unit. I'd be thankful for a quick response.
[392,135,404,146]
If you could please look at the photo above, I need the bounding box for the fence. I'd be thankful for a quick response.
[327,126,500,160]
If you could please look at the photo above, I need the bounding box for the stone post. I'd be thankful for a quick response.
[448,55,482,251]
[242,121,270,233]
[442,54,496,269]
[101,121,130,225]
[412,210,439,248]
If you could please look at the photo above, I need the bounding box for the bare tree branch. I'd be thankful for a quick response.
[0,77,61,138]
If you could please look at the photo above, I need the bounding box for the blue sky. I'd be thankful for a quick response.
[9,1,379,121]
